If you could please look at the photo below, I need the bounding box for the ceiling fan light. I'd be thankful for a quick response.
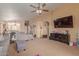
[36,10,42,14]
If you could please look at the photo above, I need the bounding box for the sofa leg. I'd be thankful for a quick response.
[17,51,19,53]
[24,49,26,51]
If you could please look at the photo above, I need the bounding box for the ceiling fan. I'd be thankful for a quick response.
[30,3,49,15]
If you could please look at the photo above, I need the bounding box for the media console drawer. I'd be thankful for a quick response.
[49,33,69,45]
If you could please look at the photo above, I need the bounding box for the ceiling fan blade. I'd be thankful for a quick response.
[42,3,46,7]
[30,5,36,8]
[38,3,40,9]
[31,10,36,12]
[43,9,49,12]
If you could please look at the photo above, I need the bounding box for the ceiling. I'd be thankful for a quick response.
[0,3,63,21]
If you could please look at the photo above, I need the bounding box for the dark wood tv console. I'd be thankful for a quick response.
[49,33,69,45]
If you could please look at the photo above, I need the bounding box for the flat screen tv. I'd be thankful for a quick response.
[54,16,73,28]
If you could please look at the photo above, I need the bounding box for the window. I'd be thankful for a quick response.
[7,22,20,31]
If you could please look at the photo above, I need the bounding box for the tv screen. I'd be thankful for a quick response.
[54,16,73,28]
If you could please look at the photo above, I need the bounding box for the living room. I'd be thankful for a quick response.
[0,3,79,56]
